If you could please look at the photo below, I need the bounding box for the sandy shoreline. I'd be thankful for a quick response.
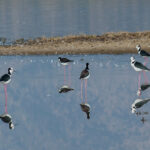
[0,31,150,55]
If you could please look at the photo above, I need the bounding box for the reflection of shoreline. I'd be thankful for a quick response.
[0,31,150,55]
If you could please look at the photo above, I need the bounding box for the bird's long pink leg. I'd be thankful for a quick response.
[144,57,150,83]
[4,84,7,113]
[64,66,66,85]
[144,57,148,66]
[68,64,71,86]
[81,80,83,103]
[138,72,141,90]
[143,71,149,84]
[85,79,87,103]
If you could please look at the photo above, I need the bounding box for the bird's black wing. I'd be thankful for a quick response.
[141,50,150,56]
[61,58,73,63]
[80,70,89,79]
[135,62,150,70]
[0,74,10,82]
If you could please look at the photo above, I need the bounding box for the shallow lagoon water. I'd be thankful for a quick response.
[0,54,150,150]
[0,0,150,41]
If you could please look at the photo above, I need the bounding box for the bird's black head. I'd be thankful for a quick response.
[58,57,61,60]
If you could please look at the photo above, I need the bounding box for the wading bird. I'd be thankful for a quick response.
[130,57,150,96]
[0,68,14,113]
[58,57,73,87]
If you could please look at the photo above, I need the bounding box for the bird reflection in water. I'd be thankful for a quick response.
[59,85,74,93]
[80,103,90,119]
[0,113,14,130]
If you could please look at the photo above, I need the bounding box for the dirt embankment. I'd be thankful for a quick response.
[0,31,150,55]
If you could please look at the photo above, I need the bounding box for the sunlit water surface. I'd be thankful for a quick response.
[0,54,150,150]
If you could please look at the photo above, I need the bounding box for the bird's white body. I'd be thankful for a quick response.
[60,62,68,66]
[131,63,142,72]
[83,74,90,80]
[0,79,11,84]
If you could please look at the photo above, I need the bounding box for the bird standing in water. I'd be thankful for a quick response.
[130,57,150,72]
[80,63,90,102]
[58,57,73,87]
[0,67,14,113]
[130,57,150,96]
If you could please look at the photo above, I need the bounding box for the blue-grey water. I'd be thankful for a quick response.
[0,54,150,150]
[0,0,150,41]
[0,0,150,149]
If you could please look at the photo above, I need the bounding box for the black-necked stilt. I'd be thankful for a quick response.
[58,57,73,65]
[131,57,150,96]
[130,57,150,72]
[58,57,73,86]
[80,103,90,119]
[80,63,90,79]
[59,85,74,93]
[80,63,90,104]
[131,98,150,113]
[0,113,14,129]
[0,68,14,113]
[0,67,14,84]
[136,45,150,57]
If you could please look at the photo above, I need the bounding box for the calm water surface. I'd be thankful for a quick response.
[0,54,150,150]
[0,0,150,41]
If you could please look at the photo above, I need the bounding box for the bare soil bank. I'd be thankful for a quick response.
[0,31,150,55]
